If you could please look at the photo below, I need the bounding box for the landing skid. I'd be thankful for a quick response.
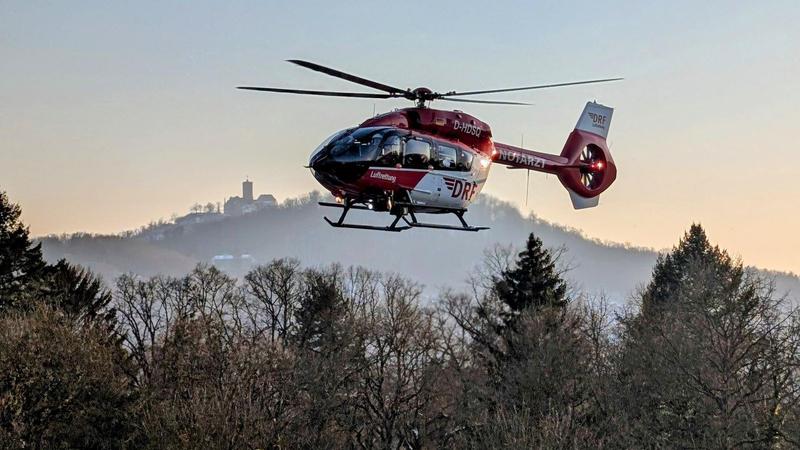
[402,210,489,232]
[320,200,410,232]
[318,198,488,232]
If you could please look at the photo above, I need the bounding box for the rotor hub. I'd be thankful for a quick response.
[411,87,434,98]
[409,87,436,107]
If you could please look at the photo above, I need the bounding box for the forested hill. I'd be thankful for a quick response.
[39,193,800,302]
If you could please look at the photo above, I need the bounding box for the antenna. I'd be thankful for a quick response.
[525,170,530,208]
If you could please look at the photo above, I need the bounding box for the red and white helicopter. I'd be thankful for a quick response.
[239,60,621,232]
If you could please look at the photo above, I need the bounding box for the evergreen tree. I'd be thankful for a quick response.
[493,233,568,328]
[0,192,117,333]
[616,223,795,448]
[0,191,47,311]
[642,223,740,314]
[295,267,348,352]
[38,260,118,332]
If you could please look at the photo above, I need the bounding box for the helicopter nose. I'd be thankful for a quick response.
[309,151,329,172]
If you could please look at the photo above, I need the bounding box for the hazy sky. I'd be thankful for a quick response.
[2,1,799,273]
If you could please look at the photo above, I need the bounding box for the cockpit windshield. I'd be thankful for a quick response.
[328,127,388,163]
[312,129,349,159]
[319,127,475,172]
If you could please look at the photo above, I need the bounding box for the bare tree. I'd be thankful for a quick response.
[350,274,460,449]
[243,258,302,344]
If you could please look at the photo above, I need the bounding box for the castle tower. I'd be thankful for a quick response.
[242,179,253,202]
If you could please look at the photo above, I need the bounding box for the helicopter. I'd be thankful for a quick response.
[238,60,621,232]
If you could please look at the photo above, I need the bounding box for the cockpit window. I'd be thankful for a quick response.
[318,127,475,172]
[457,147,474,171]
[404,138,432,169]
[376,134,403,167]
[435,144,458,170]
[430,140,473,172]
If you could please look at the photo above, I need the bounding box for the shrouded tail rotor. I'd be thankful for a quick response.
[557,102,616,209]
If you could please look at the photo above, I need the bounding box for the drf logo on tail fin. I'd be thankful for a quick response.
[587,112,608,131]
[444,177,478,201]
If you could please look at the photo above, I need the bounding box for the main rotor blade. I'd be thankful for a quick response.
[438,98,531,106]
[287,59,408,96]
[237,86,395,99]
[443,77,623,97]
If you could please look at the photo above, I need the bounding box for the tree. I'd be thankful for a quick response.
[492,233,568,329]
[616,224,800,448]
[0,306,138,449]
[0,191,47,311]
[351,274,455,448]
[0,192,116,332]
[243,258,302,345]
[443,235,615,447]
[642,223,739,314]
[37,260,118,331]
[290,266,364,447]
[295,266,349,352]
[462,233,569,364]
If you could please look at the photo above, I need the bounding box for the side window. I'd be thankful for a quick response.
[404,138,432,169]
[376,135,403,167]
[457,148,474,171]
[435,144,458,170]
[360,132,384,161]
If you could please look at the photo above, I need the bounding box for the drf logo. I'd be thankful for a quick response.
[588,112,607,127]
[444,177,479,201]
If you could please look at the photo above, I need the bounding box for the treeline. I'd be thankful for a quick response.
[1,190,800,449]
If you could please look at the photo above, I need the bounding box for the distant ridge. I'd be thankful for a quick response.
[39,193,800,304]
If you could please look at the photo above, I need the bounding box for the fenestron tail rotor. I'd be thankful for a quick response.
[238,59,622,107]
[578,145,603,190]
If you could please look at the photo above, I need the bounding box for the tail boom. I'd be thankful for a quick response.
[492,143,570,173]
[491,102,617,209]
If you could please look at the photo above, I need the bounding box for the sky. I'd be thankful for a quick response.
[1,1,799,274]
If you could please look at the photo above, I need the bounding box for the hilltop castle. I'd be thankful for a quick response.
[223,179,277,216]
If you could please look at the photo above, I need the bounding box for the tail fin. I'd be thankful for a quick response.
[557,102,616,209]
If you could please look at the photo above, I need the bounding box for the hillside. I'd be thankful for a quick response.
[39,193,800,303]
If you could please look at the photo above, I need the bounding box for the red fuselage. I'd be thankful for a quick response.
[308,106,616,213]
[308,108,499,212]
